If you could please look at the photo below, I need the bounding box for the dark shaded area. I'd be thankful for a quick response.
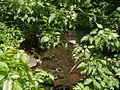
[19,36,47,54]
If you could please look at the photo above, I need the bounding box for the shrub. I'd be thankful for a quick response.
[73,28,120,90]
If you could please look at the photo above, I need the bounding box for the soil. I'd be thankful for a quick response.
[19,32,87,89]
[27,43,86,88]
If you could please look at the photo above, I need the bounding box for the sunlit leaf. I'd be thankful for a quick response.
[116,7,120,11]
[11,75,20,79]
[13,81,23,90]
[0,75,5,80]
[84,78,92,85]
[81,36,89,42]
[87,67,93,75]
[93,79,101,89]
[0,61,9,72]
[41,36,49,43]
[49,13,56,23]
[77,62,87,68]
[3,79,12,90]
[115,72,120,76]
[104,68,113,75]
[96,23,103,29]
[100,60,106,65]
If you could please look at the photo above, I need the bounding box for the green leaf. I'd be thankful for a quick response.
[26,7,33,14]
[0,75,5,80]
[49,13,56,23]
[41,36,49,43]
[76,8,85,14]
[3,79,12,90]
[87,67,93,75]
[115,72,120,76]
[0,61,9,72]
[85,0,91,7]
[89,37,94,44]
[101,81,106,87]
[96,23,103,29]
[104,68,113,75]
[115,41,120,48]
[98,68,107,78]
[116,7,120,11]
[112,33,119,38]
[77,62,87,68]
[11,75,20,79]
[84,78,92,85]
[95,37,101,45]
[93,79,101,89]
[81,36,89,42]
[100,60,106,65]
[91,68,96,75]
[77,83,84,89]
[98,30,104,34]
[83,86,90,90]
[88,45,94,49]
[90,29,97,35]
[13,81,23,90]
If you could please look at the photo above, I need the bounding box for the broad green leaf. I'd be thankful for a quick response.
[53,42,58,48]
[95,37,101,45]
[115,72,120,76]
[91,68,96,75]
[41,36,49,43]
[77,62,87,68]
[96,23,103,29]
[90,29,97,35]
[13,82,23,90]
[115,41,120,48]
[3,79,12,90]
[95,76,101,81]
[112,33,119,38]
[100,60,106,65]
[11,75,20,79]
[93,79,101,89]
[85,0,91,4]
[116,7,120,11]
[37,79,44,83]
[77,83,84,89]
[77,8,85,14]
[98,30,104,34]
[83,86,90,90]
[87,67,93,75]
[84,78,92,85]
[81,36,89,42]
[104,68,113,75]
[26,7,33,14]
[98,68,107,78]
[0,75,5,80]
[88,45,94,49]
[101,81,106,87]
[49,13,56,23]
[85,0,91,7]
[0,61,9,72]
[89,37,94,44]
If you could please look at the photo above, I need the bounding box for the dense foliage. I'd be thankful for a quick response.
[0,0,120,89]
[73,28,120,90]
[0,22,54,90]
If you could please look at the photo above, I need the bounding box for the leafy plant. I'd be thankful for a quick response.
[73,28,120,90]
[0,23,54,90]
[0,22,24,47]
[0,0,120,89]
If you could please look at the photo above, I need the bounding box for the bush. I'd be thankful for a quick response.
[0,22,54,90]
[73,28,120,90]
